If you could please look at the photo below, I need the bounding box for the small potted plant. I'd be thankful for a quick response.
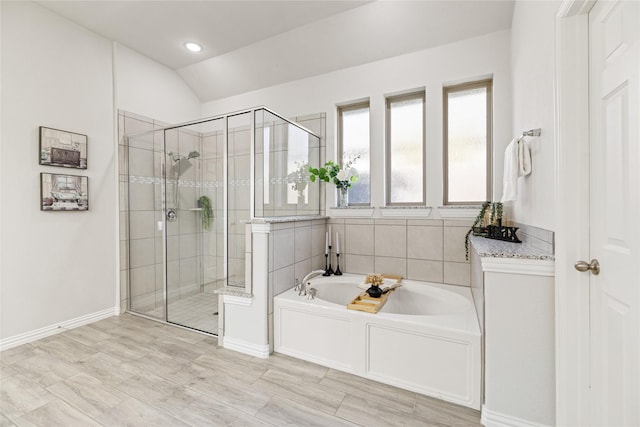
[465,201,503,260]
[364,274,384,298]
[197,195,214,231]
[308,155,360,207]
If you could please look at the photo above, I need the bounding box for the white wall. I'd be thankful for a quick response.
[201,30,512,211]
[0,1,204,344]
[115,44,201,125]
[0,2,117,340]
[510,0,560,231]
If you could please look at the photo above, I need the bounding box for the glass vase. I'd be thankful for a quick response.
[337,187,349,208]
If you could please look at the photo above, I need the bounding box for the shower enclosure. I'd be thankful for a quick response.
[123,108,321,334]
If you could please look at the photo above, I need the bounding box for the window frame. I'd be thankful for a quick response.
[443,79,493,205]
[337,101,371,206]
[385,91,427,206]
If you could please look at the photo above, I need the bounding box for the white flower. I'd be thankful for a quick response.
[336,170,349,181]
[347,167,358,179]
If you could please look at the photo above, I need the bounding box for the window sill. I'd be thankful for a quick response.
[379,206,432,218]
[329,206,375,217]
[437,205,482,219]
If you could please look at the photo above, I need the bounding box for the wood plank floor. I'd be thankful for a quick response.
[0,314,482,426]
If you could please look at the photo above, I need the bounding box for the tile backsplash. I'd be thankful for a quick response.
[510,221,555,254]
[264,217,473,299]
[329,218,472,286]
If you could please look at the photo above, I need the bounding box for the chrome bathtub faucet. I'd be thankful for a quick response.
[296,270,325,296]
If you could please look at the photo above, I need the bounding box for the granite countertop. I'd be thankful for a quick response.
[470,234,555,261]
[214,287,252,298]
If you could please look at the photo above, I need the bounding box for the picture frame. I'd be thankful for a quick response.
[40,173,89,211]
[39,126,87,169]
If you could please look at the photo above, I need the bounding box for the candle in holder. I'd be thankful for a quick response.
[336,232,340,254]
[328,226,332,246]
[325,232,328,254]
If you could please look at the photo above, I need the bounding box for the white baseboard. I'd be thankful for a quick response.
[0,306,119,351]
[481,405,552,427]
[223,336,270,359]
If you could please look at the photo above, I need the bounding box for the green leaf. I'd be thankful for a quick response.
[309,175,316,182]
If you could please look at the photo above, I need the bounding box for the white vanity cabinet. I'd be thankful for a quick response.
[470,236,555,427]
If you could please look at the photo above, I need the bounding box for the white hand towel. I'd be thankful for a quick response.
[517,139,532,176]
[501,137,520,202]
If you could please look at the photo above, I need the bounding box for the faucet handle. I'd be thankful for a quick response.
[294,278,301,292]
[307,288,317,300]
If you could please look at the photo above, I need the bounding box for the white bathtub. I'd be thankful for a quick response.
[273,274,481,409]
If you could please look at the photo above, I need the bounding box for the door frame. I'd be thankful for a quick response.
[554,1,595,425]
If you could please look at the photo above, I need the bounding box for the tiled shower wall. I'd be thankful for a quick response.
[120,110,325,313]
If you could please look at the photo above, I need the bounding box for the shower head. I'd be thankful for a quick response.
[173,158,193,176]
[167,151,199,177]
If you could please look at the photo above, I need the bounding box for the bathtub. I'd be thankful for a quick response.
[273,274,481,410]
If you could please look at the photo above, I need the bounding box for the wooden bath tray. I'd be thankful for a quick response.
[347,274,402,314]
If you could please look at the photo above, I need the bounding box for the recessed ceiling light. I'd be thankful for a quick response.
[184,42,202,53]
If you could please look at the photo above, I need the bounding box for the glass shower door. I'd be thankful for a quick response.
[165,119,223,334]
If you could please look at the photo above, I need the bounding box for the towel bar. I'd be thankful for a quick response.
[521,128,541,138]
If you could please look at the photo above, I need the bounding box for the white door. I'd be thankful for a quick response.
[588,1,640,425]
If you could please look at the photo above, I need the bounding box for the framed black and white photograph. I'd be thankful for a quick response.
[40,173,89,211]
[39,126,87,169]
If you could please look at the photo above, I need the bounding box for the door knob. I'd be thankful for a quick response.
[574,259,600,275]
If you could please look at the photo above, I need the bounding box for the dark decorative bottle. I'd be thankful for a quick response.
[366,285,383,298]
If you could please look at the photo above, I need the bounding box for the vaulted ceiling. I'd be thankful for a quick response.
[38,1,514,102]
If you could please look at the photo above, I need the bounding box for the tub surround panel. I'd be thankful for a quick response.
[345,224,375,256]
[374,225,407,258]
[408,259,444,283]
[273,265,295,297]
[293,225,312,263]
[444,262,471,286]
[272,228,295,271]
[374,256,407,279]
[274,275,481,409]
[443,226,469,263]
[277,308,353,371]
[344,254,374,275]
[408,225,443,260]
[367,325,475,404]
[329,218,470,286]
[224,219,327,356]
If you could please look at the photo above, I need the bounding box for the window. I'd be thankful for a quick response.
[386,91,425,205]
[444,80,492,204]
[338,102,370,204]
